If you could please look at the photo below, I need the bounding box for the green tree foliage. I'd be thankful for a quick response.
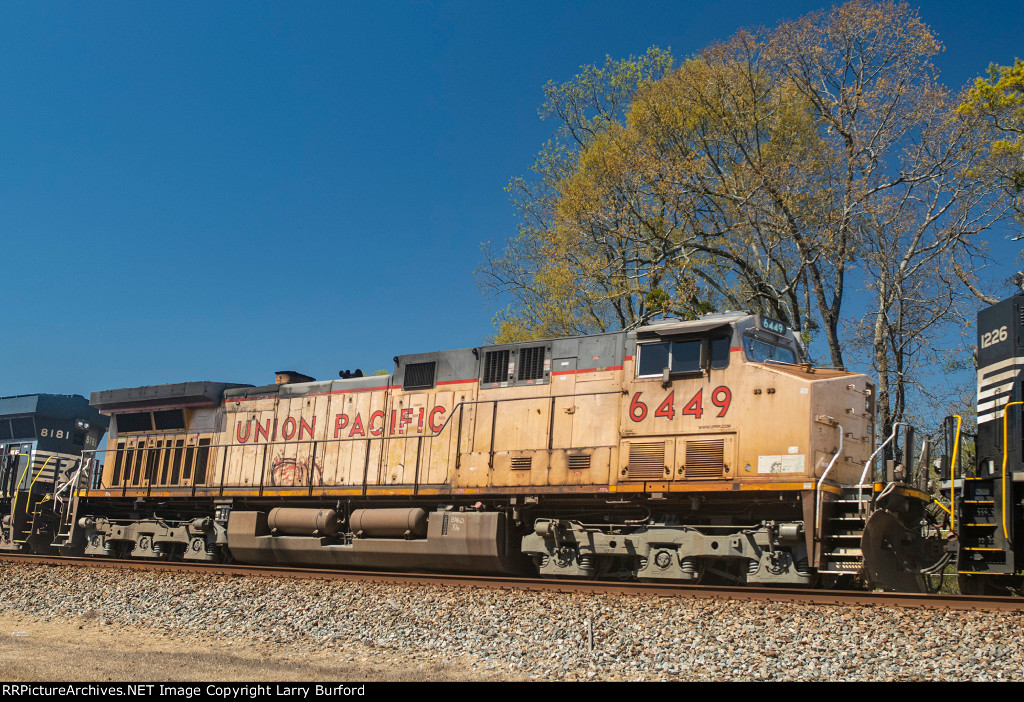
[959,59,1024,218]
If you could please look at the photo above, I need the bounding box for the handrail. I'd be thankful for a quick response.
[11,454,54,543]
[27,456,53,495]
[858,422,908,505]
[949,415,962,531]
[814,420,843,536]
[1001,402,1022,542]
[53,457,90,509]
[8,454,32,531]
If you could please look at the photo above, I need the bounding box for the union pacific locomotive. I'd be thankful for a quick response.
[0,307,986,591]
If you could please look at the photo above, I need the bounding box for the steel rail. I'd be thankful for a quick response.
[1,553,1021,612]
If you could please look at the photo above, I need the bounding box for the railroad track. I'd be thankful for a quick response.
[2,552,1020,612]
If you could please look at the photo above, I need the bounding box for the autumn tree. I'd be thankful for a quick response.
[482,1,1018,440]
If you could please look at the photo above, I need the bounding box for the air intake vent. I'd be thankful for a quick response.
[483,350,510,384]
[403,361,436,390]
[518,346,546,381]
[627,442,666,480]
[684,439,726,479]
[511,456,532,471]
[568,454,591,471]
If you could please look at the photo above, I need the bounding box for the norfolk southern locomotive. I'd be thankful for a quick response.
[948,295,1024,594]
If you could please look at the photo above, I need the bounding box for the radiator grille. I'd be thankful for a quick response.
[627,442,666,480]
[568,454,591,471]
[511,456,532,471]
[518,346,546,381]
[684,439,726,479]
[482,350,510,384]
[403,361,436,390]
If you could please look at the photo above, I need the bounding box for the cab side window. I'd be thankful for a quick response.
[743,336,796,364]
[710,335,731,370]
[637,339,702,377]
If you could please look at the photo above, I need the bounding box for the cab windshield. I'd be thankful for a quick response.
[744,336,797,364]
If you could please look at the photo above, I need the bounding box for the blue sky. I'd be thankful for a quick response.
[1,1,1021,397]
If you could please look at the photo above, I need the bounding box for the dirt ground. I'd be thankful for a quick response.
[0,612,514,682]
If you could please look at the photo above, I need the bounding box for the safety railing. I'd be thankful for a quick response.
[1001,401,1022,542]
[8,453,54,543]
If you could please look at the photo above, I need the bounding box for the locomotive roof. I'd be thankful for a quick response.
[634,311,752,338]
[471,310,757,350]
[223,373,391,400]
[0,393,107,426]
[89,311,787,404]
[91,381,252,413]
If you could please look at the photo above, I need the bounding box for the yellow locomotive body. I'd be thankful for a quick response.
[77,312,910,586]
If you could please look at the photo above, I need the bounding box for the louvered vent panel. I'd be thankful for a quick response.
[403,361,436,390]
[518,346,546,381]
[568,454,591,471]
[627,442,666,480]
[510,457,532,471]
[684,439,725,479]
[483,350,510,384]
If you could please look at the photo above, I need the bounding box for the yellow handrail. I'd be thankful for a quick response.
[950,415,962,531]
[1002,402,1022,542]
[8,453,32,528]
[12,455,54,543]
[27,456,53,494]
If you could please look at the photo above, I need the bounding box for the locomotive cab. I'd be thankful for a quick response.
[0,394,107,553]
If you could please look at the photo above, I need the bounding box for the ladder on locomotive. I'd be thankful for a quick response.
[52,456,91,548]
[12,454,67,547]
[2,451,48,546]
[957,475,1012,575]
[947,410,1017,584]
[818,423,932,581]
[819,486,871,577]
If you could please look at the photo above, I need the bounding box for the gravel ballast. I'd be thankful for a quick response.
[1,562,1022,681]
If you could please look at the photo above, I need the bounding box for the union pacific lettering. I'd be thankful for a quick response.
[235,416,317,443]
[234,405,449,444]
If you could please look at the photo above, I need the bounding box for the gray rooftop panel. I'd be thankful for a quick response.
[91,382,252,413]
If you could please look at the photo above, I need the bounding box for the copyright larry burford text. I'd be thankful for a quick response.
[2,685,367,699]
